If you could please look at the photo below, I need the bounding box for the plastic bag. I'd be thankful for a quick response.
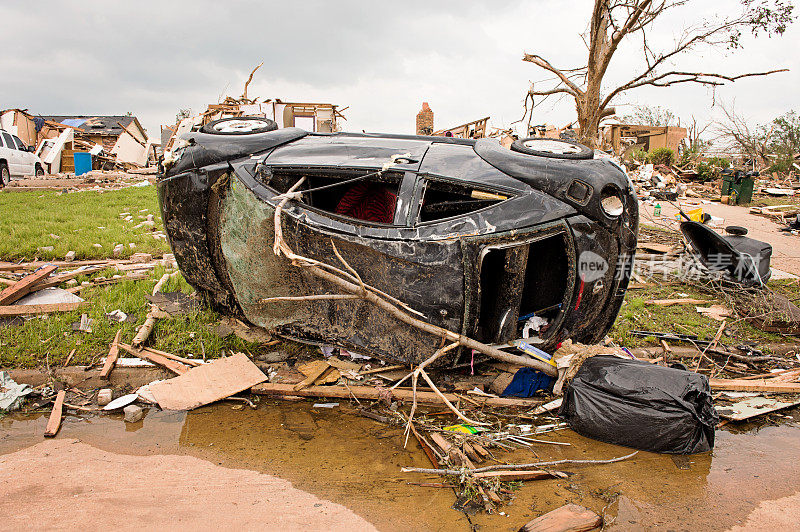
[559,356,718,454]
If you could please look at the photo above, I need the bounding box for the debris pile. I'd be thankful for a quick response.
[3,170,154,192]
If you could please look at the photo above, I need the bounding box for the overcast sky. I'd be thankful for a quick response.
[1,0,797,141]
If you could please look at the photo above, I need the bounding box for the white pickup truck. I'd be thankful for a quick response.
[0,129,45,186]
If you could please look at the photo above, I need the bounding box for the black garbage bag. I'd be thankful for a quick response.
[559,356,718,454]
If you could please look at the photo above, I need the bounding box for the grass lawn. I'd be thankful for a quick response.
[0,186,170,261]
[0,186,269,368]
[0,266,260,368]
[611,279,799,350]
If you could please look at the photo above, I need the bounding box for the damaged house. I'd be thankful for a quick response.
[40,115,156,169]
[163,97,344,154]
[0,108,155,174]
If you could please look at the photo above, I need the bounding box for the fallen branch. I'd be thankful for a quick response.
[250,382,544,408]
[131,272,177,348]
[400,450,639,475]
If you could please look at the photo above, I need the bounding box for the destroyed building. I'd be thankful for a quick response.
[0,108,155,173]
[163,98,345,154]
[602,123,687,156]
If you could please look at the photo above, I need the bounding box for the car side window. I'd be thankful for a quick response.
[11,135,25,151]
[417,178,510,223]
[1,132,13,149]
[265,168,404,226]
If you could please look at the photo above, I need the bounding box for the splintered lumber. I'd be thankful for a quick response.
[408,423,441,467]
[518,503,601,532]
[44,390,66,438]
[100,329,123,378]
[0,259,113,272]
[709,378,800,393]
[118,343,189,375]
[0,264,58,305]
[34,266,110,290]
[430,432,474,468]
[148,353,267,410]
[294,361,331,391]
[251,383,544,408]
[0,302,86,317]
[140,345,203,367]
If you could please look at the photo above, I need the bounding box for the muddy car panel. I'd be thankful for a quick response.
[158,129,637,365]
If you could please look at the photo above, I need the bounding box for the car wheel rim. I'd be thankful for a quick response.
[212,120,270,133]
[523,140,582,154]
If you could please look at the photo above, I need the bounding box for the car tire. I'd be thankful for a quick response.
[0,163,9,187]
[511,137,594,160]
[34,164,44,177]
[200,117,279,135]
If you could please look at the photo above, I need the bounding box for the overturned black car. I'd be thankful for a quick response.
[158,117,638,367]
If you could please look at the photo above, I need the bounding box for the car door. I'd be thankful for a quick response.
[1,132,22,176]
[11,135,35,175]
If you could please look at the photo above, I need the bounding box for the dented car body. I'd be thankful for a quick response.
[158,126,638,366]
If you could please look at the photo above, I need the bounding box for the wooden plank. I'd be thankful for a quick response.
[251,383,544,408]
[118,343,189,375]
[0,302,86,316]
[99,329,123,379]
[44,390,66,437]
[148,353,267,410]
[0,264,58,305]
[519,503,602,532]
[710,379,800,393]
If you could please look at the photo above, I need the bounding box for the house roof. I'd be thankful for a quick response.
[40,115,140,136]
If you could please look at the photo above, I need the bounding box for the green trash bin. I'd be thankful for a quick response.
[720,170,756,205]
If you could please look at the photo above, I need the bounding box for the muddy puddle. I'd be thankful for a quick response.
[3,401,800,531]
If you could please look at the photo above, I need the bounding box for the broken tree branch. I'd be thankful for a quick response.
[401,450,639,475]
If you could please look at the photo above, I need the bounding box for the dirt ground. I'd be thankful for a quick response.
[3,402,800,531]
[641,199,800,275]
[0,438,376,531]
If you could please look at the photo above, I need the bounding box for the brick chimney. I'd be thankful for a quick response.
[416,102,433,135]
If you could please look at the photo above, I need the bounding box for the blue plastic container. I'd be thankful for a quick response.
[73,152,92,176]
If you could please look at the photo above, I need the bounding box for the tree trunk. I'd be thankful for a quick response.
[576,94,602,148]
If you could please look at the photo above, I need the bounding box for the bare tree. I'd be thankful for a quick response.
[685,115,711,152]
[714,101,774,165]
[522,0,793,147]
[619,104,678,126]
